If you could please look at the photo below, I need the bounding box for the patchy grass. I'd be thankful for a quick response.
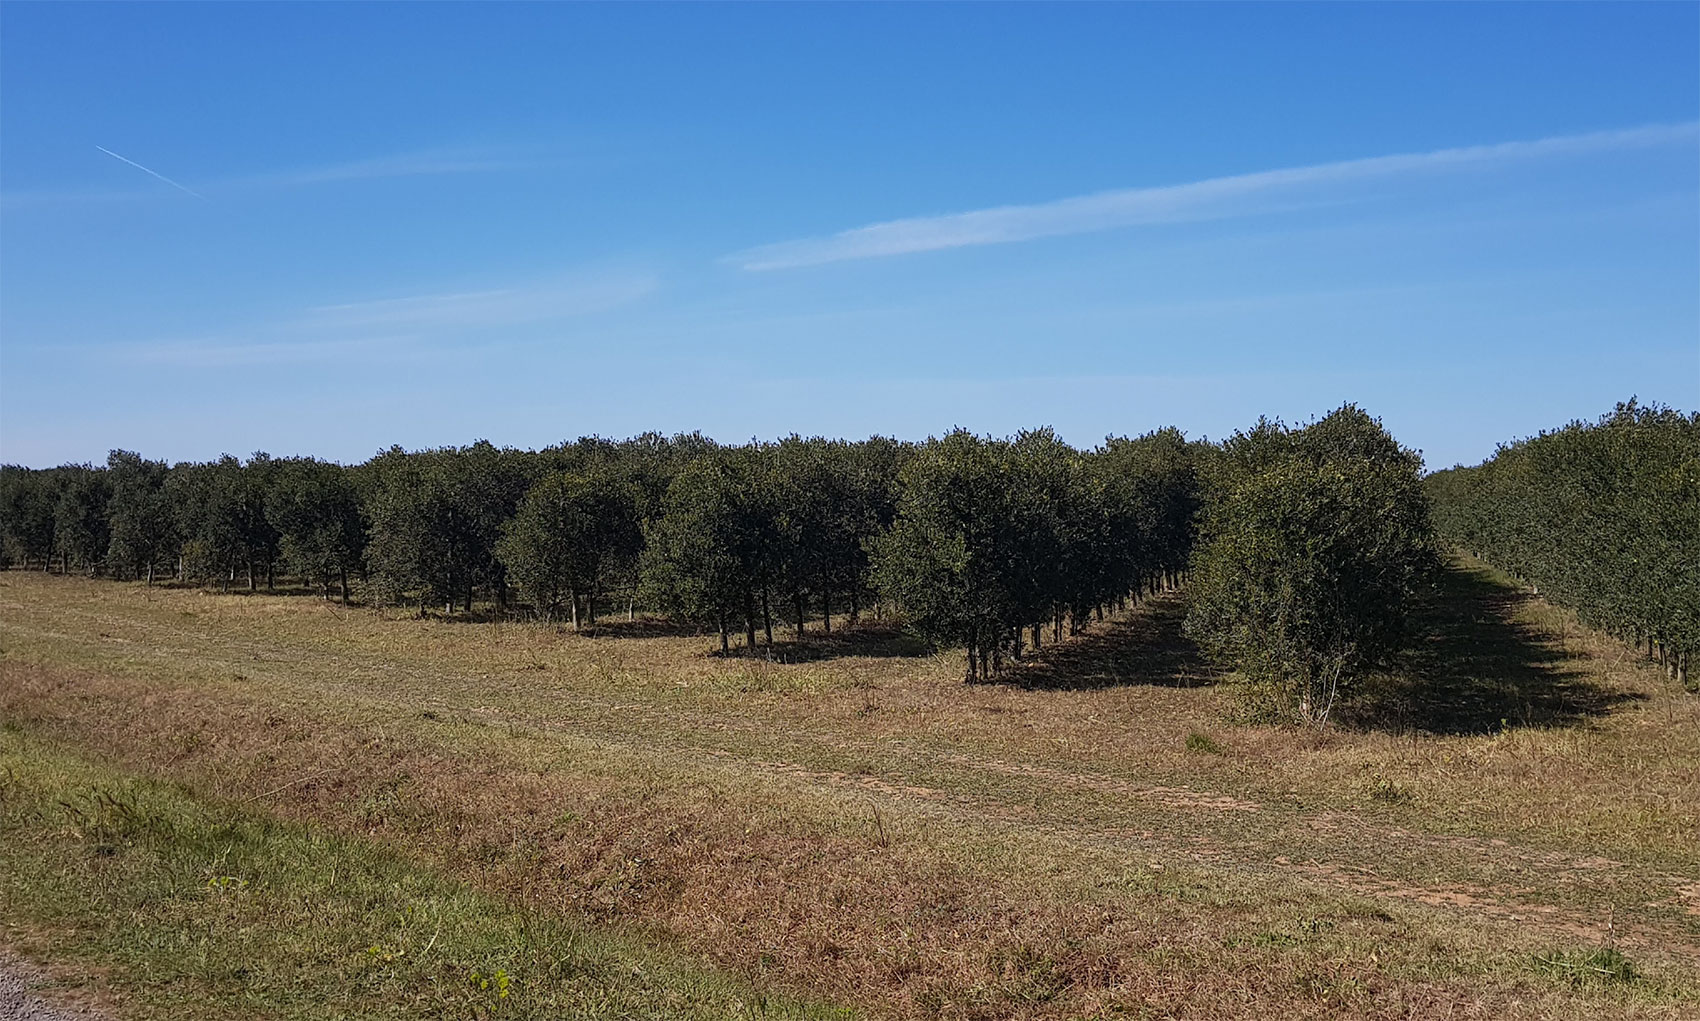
[2,555,1698,1019]
[0,731,846,1020]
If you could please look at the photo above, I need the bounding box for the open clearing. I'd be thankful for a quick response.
[2,557,1696,1019]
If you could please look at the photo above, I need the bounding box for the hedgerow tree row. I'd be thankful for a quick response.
[1425,400,1699,688]
[0,404,1530,721]
[0,429,1204,671]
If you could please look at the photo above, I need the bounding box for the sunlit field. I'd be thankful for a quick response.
[3,555,1696,1020]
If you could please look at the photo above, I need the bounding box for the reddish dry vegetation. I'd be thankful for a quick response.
[2,560,1697,1019]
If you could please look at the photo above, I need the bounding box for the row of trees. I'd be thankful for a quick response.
[878,427,1198,679]
[0,429,1204,670]
[1426,400,1698,687]
[17,402,1675,714]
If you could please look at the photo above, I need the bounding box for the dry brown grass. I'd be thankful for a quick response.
[2,557,1697,1019]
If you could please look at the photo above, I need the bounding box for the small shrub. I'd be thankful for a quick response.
[1185,732,1224,755]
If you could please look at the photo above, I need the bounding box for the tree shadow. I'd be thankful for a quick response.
[707,622,932,662]
[1001,595,1221,691]
[1343,559,1643,734]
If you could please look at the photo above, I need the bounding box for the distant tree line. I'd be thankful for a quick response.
[0,429,1206,674]
[1426,400,1698,688]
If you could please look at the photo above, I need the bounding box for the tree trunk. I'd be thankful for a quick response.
[569,588,579,630]
[849,589,859,625]
[146,563,154,586]
[1032,622,1042,652]
[762,588,773,646]
[821,583,831,634]
[267,561,275,591]
[743,588,757,651]
[247,561,256,592]
[718,612,729,652]
[340,568,350,606]
[793,588,806,638]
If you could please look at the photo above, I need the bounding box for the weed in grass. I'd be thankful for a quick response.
[1184,731,1224,755]
[1365,774,1408,803]
[1534,946,1639,987]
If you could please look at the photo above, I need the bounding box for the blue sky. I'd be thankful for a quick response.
[1,2,1695,470]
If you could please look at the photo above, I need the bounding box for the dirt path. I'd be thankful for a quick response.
[0,951,109,1021]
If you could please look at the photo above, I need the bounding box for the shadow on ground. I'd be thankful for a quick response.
[707,623,931,662]
[1002,594,1220,691]
[1345,559,1643,734]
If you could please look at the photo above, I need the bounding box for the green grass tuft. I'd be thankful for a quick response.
[1184,731,1224,755]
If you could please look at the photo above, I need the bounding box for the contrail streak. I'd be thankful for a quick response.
[95,145,203,198]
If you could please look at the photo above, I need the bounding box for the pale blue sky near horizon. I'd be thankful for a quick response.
[1,2,1696,470]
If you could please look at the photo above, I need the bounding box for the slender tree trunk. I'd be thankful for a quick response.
[267,561,275,591]
[793,588,806,638]
[821,582,831,634]
[718,611,729,652]
[966,642,977,682]
[627,584,635,622]
[1032,622,1042,652]
[340,568,349,606]
[762,587,773,646]
[1054,607,1062,643]
[464,582,473,613]
[849,589,859,625]
[146,563,154,586]
[569,587,579,630]
[744,603,757,652]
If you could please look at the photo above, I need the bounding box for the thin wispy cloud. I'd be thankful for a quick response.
[94,145,204,198]
[106,269,659,367]
[247,147,545,189]
[729,122,1699,271]
[305,272,658,331]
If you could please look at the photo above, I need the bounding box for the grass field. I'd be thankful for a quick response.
[2,556,1697,1019]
